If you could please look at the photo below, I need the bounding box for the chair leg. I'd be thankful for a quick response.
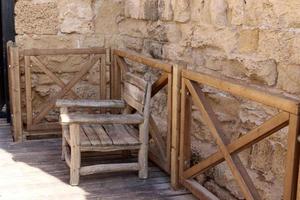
[61,134,66,161]
[70,124,81,186]
[138,124,148,179]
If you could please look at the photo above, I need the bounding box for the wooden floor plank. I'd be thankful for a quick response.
[0,123,195,200]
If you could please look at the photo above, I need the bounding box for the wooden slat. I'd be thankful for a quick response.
[113,124,140,145]
[283,114,300,200]
[185,80,260,200]
[182,69,300,114]
[27,122,61,131]
[33,55,101,124]
[183,111,289,179]
[123,73,147,91]
[80,163,139,176]
[182,179,219,200]
[149,115,166,160]
[70,124,81,185]
[166,73,172,173]
[124,125,139,140]
[102,124,125,145]
[100,55,107,113]
[171,64,184,188]
[179,79,192,180]
[81,125,101,146]
[91,125,112,146]
[113,49,172,73]
[7,42,23,142]
[123,82,145,104]
[124,93,144,113]
[152,73,169,97]
[30,56,79,99]
[79,126,91,146]
[116,56,130,73]
[56,99,125,108]
[21,47,106,56]
[25,56,33,130]
[60,113,144,124]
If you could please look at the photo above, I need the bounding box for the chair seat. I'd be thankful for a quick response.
[73,124,140,148]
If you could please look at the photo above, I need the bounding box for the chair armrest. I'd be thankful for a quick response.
[56,99,126,109]
[60,113,144,125]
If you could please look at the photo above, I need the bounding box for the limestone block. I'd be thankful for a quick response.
[15,1,58,34]
[16,35,79,49]
[95,0,124,35]
[125,0,159,21]
[118,19,149,38]
[277,64,300,94]
[147,22,168,42]
[174,0,191,22]
[189,25,238,56]
[78,34,105,48]
[158,0,175,21]
[143,39,163,59]
[250,140,273,172]
[58,0,95,34]
[191,0,212,25]
[238,29,259,53]
[227,0,245,26]
[210,0,228,27]
[165,23,182,43]
[242,59,277,86]
[162,43,191,62]
[239,101,278,127]
[122,35,144,51]
[258,30,294,63]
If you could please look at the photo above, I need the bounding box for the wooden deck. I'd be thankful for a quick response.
[0,122,195,200]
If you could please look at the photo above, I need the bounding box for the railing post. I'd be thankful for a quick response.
[284,113,300,200]
[7,41,23,142]
[171,64,185,189]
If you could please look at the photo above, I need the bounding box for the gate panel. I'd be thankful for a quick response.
[178,69,300,200]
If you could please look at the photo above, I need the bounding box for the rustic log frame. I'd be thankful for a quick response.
[179,69,300,200]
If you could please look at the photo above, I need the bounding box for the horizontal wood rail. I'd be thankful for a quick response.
[20,47,106,56]
[179,69,300,200]
[112,49,172,73]
[182,69,300,114]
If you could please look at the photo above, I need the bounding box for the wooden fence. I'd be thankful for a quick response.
[8,42,109,141]
[7,41,300,199]
[178,69,300,200]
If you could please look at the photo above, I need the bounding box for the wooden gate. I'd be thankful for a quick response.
[8,45,109,140]
[111,49,173,173]
[179,69,300,200]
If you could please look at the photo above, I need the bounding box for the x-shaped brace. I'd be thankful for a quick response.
[184,79,264,200]
[32,55,101,124]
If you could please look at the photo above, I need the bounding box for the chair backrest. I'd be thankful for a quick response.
[122,73,151,114]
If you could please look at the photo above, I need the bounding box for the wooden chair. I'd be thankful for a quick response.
[56,73,151,186]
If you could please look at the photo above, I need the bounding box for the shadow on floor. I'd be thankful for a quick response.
[0,124,194,200]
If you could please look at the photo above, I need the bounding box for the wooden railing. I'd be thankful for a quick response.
[7,42,109,141]
[178,69,300,200]
[112,49,173,173]
[7,41,300,199]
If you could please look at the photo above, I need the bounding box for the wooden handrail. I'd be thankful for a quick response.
[20,47,106,56]
[112,49,172,73]
[182,69,300,114]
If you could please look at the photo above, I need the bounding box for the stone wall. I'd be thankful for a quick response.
[14,0,300,199]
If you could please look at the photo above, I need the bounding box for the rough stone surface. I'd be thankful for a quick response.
[15,0,300,199]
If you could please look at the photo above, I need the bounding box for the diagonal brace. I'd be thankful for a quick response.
[185,79,261,200]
